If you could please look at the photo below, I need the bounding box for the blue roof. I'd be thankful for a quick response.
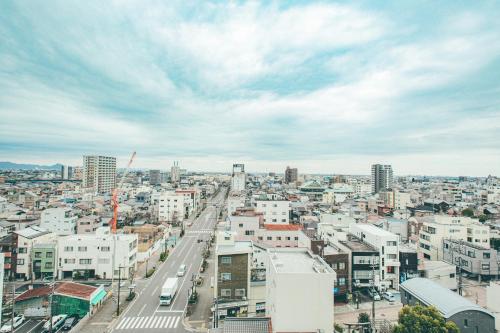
[400,278,493,318]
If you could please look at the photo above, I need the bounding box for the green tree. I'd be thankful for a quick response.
[358,312,370,324]
[393,305,459,333]
[461,208,474,217]
[478,214,488,223]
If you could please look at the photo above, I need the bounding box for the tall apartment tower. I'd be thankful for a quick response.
[82,155,116,194]
[61,165,73,180]
[285,166,298,183]
[371,164,393,194]
[231,163,246,192]
[170,161,180,184]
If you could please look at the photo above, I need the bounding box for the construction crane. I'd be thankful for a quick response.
[111,151,136,233]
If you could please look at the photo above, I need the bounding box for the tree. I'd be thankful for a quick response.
[357,312,371,333]
[393,305,459,333]
[461,208,474,217]
[478,214,488,223]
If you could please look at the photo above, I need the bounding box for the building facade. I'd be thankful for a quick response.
[82,155,116,194]
[284,166,298,184]
[40,208,77,236]
[371,164,393,194]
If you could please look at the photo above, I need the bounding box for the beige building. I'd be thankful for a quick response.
[82,155,116,194]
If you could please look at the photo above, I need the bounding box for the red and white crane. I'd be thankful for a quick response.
[111,151,136,233]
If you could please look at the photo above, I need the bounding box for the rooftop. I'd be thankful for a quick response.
[351,223,398,237]
[339,234,378,252]
[16,282,99,302]
[400,278,493,318]
[14,226,51,239]
[264,224,302,231]
[216,240,253,255]
[268,248,334,274]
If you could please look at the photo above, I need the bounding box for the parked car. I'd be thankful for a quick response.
[382,291,396,303]
[177,264,187,277]
[0,315,25,333]
[62,315,79,331]
[367,288,381,301]
[42,314,67,333]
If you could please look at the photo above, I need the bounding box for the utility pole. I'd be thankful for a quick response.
[49,276,56,333]
[10,283,15,333]
[458,241,463,296]
[117,265,123,316]
[371,255,376,332]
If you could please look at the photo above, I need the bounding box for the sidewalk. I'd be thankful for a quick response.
[76,229,180,333]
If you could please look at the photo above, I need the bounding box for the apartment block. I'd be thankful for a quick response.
[443,239,499,280]
[157,192,185,223]
[57,228,138,280]
[349,223,400,290]
[253,199,290,225]
[82,155,116,194]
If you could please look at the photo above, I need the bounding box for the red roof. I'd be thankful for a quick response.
[16,282,98,302]
[264,224,302,231]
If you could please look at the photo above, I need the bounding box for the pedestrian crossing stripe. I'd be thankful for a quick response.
[116,316,181,330]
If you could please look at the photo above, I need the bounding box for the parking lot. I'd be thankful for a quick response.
[11,319,43,333]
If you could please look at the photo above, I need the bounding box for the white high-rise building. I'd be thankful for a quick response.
[61,165,73,180]
[231,163,246,192]
[83,155,116,194]
[371,164,393,194]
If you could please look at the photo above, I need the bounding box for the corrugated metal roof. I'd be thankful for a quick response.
[400,278,493,318]
[223,318,271,333]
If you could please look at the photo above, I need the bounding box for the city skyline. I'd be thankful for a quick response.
[1,1,500,175]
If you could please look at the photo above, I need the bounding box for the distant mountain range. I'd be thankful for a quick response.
[0,161,63,170]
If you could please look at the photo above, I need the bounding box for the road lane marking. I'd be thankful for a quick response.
[116,317,130,330]
[125,317,138,329]
[151,286,159,297]
[137,303,147,316]
[155,310,184,313]
[164,317,173,328]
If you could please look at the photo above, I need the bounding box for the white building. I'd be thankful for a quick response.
[349,223,400,290]
[14,226,57,280]
[227,195,245,216]
[419,260,457,290]
[394,190,412,210]
[231,164,246,192]
[418,215,490,261]
[266,248,335,333]
[157,192,185,223]
[57,227,138,280]
[170,161,180,183]
[82,155,116,194]
[40,208,77,236]
[254,199,290,225]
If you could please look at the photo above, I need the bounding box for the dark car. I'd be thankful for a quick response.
[61,316,79,331]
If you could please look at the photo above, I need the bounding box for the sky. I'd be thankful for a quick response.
[1,1,500,176]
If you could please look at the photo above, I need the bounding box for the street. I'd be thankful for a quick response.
[110,189,226,333]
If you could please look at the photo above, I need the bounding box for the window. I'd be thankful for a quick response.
[18,247,27,254]
[267,236,272,241]
[331,263,338,269]
[338,278,346,286]
[258,236,263,241]
[79,259,92,265]
[34,252,42,258]
[450,273,455,278]
[464,319,468,328]
[221,257,232,265]
[17,259,24,265]
[239,223,244,228]
[64,258,75,264]
[286,237,291,241]
[235,289,246,297]
[221,273,232,281]
[339,262,345,270]
[101,246,110,252]
[272,219,277,223]
[276,237,282,241]
[78,246,87,252]
[294,237,298,241]
[482,263,490,270]
[45,262,53,269]
[221,289,231,297]
[64,246,73,252]
[245,230,254,236]
[387,241,397,246]
[483,253,490,259]
[98,258,110,264]
[281,219,286,222]
[46,252,53,258]
[282,212,286,215]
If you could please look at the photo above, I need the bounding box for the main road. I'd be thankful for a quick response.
[110,188,226,333]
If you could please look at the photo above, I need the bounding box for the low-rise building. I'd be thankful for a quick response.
[76,215,102,234]
[14,226,56,280]
[266,247,335,333]
[57,228,138,280]
[400,277,495,333]
[443,239,500,281]
[419,260,457,290]
[40,207,77,236]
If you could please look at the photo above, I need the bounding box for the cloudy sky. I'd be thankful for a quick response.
[1,1,499,176]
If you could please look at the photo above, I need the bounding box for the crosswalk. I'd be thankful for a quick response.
[187,230,212,234]
[115,315,181,330]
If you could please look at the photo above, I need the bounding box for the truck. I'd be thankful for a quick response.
[160,277,179,306]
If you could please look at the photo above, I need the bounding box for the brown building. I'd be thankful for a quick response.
[285,166,298,184]
[214,233,252,318]
[323,245,349,302]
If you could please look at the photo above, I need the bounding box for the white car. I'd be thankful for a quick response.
[382,291,396,303]
[367,288,381,301]
[42,314,67,333]
[177,264,187,277]
[0,315,25,333]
